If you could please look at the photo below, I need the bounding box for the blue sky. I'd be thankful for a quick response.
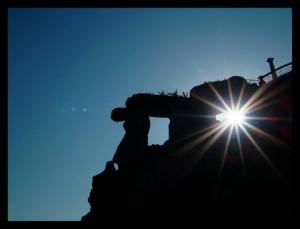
[8,8,291,220]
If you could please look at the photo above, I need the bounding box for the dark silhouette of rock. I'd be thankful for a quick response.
[82,71,291,222]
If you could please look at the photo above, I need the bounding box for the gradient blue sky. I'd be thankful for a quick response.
[8,8,291,220]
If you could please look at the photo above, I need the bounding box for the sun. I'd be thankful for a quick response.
[216,109,246,126]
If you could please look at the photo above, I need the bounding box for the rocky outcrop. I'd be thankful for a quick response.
[82,73,291,221]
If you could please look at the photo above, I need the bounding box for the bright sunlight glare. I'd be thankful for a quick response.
[216,110,246,125]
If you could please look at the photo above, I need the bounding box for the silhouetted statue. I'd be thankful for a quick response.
[82,72,291,222]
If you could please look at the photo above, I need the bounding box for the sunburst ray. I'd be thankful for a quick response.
[239,123,284,181]
[235,125,247,181]
[239,82,271,113]
[192,94,227,113]
[175,123,225,157]
[242,121,291,150]
[241,83,284,114]
[245,99,279,114]
[217,124,234,184]
[227,79,235,110]
[168,122,221,151]
[236,80,246,111]
[181,122,229,178]
[208,83,231,112]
